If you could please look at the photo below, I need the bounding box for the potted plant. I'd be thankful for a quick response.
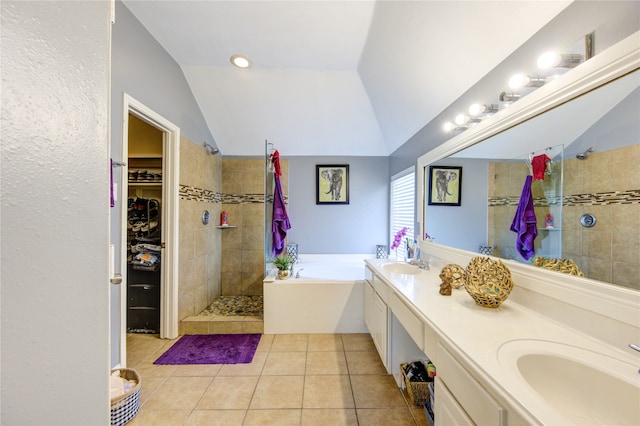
[273,254,293,280]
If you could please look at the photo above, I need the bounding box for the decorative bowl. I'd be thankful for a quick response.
[464,257,513,308]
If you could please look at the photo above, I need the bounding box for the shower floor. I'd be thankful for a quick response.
[198,295,263,317]
[181,295,264,334]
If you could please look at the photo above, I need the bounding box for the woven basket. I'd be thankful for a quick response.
[400,361,432,406]
[534,256,584,276]
[110,368,141,426]
[464,257,513,308]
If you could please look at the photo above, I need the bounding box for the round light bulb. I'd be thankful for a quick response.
[454,114,468,126]
[537,51,558,69]
[443,122,455,132]
[509,74,527,89]
[469,104,482,116]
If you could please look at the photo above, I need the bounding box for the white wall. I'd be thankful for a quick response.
[1,1,110,424]
[286,156,389,254]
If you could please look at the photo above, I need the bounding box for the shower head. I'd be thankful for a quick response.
[203,142,220,155]
[576,147,594,160]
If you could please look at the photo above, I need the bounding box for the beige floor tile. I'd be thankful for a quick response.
[143,376,213,411]
[243,409,301,425]
[301,408,358,426]
[308,334,344,352]
[196,376,259,410]
[263,351,307,375]
[350,375,408,408]
[345,350,387,375]
[249,375,304,409]
[303,375,355,409]
[305,351,348,375]
[138,375,169,406]
[171,363,222,377]
[186,409,246,426]
[134,362,179,380]
[218,351,267,376]
[256,334,274,352]
[356,407,417,425]
[127,409,191,426]
[341,333,376,351]
[271,334,308,351]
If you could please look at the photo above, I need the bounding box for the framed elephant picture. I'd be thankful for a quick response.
[316,164,349,204]
[428,165,462,206]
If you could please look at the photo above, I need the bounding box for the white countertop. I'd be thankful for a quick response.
[365,258,640,425]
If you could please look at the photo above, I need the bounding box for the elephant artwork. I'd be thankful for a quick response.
[428,166,462,206]
[316,165,349,204]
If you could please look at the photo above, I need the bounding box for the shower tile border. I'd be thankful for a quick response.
[179,185,287,204]
[489,189,640,207]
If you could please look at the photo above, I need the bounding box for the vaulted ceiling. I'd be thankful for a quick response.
[122,1,572,156]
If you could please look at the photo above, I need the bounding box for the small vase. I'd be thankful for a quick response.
[277,269,291,280]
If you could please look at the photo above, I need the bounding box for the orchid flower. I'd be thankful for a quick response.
[391,227,408,250]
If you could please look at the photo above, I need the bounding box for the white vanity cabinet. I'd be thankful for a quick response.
[436,343,507,426]
[364,267,389,370]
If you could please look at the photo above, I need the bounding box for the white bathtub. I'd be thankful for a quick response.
[263,254,373,334]
[292,254,368,280]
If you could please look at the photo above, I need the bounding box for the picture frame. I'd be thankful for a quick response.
[427,165,462,206]
[316,164,349,204]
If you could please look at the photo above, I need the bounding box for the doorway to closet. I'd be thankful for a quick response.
[119,95,179,366]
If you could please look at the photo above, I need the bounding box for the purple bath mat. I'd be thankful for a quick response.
[154,334,261,365]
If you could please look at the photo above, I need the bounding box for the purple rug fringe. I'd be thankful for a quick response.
[154,334,261,365]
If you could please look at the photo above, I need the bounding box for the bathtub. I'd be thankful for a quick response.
[263,254,374,334]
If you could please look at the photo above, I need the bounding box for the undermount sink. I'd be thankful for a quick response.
[381,262,422,275]
[497,339,640,425]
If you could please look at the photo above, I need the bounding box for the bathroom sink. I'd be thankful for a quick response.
[497,339,640,425]
[381,263,422,275]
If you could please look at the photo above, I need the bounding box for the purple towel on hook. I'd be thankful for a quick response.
[272,176,291,256]
[510,175,537,261]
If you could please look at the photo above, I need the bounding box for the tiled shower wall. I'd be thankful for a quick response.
[489,144,639,288]
[178,138,222,319]
[220,158,289,297]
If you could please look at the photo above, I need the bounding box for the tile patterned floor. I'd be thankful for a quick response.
[126,333,429,426]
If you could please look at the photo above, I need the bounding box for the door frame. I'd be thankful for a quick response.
[120,94,179,363]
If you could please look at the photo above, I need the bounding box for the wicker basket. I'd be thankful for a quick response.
[401,361,433,406]
[464,256,513,308]
[110,368,141,426]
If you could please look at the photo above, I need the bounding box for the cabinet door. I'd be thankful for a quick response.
[364,280,374,334]
[373,291,388,369]
[435,377,474,426]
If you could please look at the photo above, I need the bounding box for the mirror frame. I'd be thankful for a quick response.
[417,31,639,252]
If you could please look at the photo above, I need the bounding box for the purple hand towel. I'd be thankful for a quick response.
[510,175,537,261]
[272,176,291,256]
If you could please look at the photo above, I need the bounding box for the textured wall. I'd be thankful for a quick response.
[1,1,110,423]
[178,139,223,318]
[221,158,289,296]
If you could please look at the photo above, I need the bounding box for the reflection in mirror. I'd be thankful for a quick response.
[424,69,639,289]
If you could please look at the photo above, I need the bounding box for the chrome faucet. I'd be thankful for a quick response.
[295,268,304,278]
[409,257,430,270]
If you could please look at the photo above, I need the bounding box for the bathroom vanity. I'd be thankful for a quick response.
[364,242,640,425]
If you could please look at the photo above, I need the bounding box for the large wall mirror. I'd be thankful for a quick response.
[417,32,639,291]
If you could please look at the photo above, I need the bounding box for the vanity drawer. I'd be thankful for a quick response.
[389,292,423,350]
[372,274,390,301]
[437,342,506,426]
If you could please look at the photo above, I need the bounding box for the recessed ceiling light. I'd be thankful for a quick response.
[230,54,251,68]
